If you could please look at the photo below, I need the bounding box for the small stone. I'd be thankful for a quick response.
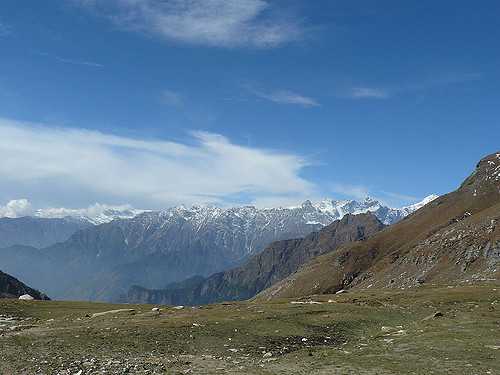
[423,311,444,321]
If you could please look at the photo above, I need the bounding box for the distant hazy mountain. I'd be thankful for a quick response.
[0,217,89,249]
[0,196,435,302]
[33,205,146,225]
[0,204,147,249]
[128,212,385,306]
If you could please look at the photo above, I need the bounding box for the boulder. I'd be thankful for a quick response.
[18,294,34,300]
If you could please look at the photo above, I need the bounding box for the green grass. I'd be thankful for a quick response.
[1,283,499,374]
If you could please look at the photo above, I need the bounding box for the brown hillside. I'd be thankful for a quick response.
[259,152,500,299]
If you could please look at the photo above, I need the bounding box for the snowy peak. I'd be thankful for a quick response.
[34,204,147,225]
[305,195,438,225]
[130,194,439,238]
[1,194,440,229]
[401,194,439,212]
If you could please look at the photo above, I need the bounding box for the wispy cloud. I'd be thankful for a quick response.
[36,52,103,68]
[378,190,419,203]
[248,87,320,107]
[75,0,303,48]
[160,89,183,107]
[342,72,482,100]
[0,118,314,209]
[402,72,482,92]
[348,87,389,99]
[329,183,427,208]
[330,183,370,200]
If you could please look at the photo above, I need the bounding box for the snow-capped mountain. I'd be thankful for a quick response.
[33,204,147,225]
[118,194,438,259]
[0,195,438,301]
[2,195,438,228]
[0,199,146,225]
[310,195,439,224]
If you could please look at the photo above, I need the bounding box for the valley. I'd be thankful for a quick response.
[1,3,499,374]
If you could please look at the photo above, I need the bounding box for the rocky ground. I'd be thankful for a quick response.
[0,283,499,374]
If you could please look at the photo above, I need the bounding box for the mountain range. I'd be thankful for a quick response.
[0,196,433,301]
[128,152,500,305]
[128,212,386,305]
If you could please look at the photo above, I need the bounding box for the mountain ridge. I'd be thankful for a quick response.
[0,269,50,300]
[257,152,500,300]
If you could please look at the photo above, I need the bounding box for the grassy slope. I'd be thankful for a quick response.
[257,153,500,300]
[1,283,499,374]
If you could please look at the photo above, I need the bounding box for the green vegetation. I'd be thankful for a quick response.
[1,283,499,374]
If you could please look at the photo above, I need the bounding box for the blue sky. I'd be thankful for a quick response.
[0,0,498,213]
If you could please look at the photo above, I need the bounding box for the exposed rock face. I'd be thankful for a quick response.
[127,213,385,305]
[0,270,50,300]
[258,152,500,300]
[0,217,89,249]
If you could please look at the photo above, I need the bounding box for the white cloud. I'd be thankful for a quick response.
[76,0,302,48]
[348,87,389,99]
[343,73,481,100]
[249,88,320,107]
[329,183,370,200]
[329,183,428,208]
[0,118,314,209]
[0,199,34,218]
[378,190,419,203]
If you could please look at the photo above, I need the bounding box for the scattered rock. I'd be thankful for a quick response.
[290,301,322,305]
[485,345,500,350]
[423,311,444,321]
[19,294,34,300]
[91,309,135,318]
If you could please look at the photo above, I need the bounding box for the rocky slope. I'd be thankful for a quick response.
[127,213,385,305]
[0,270,49,300]
[258,152,500,300]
